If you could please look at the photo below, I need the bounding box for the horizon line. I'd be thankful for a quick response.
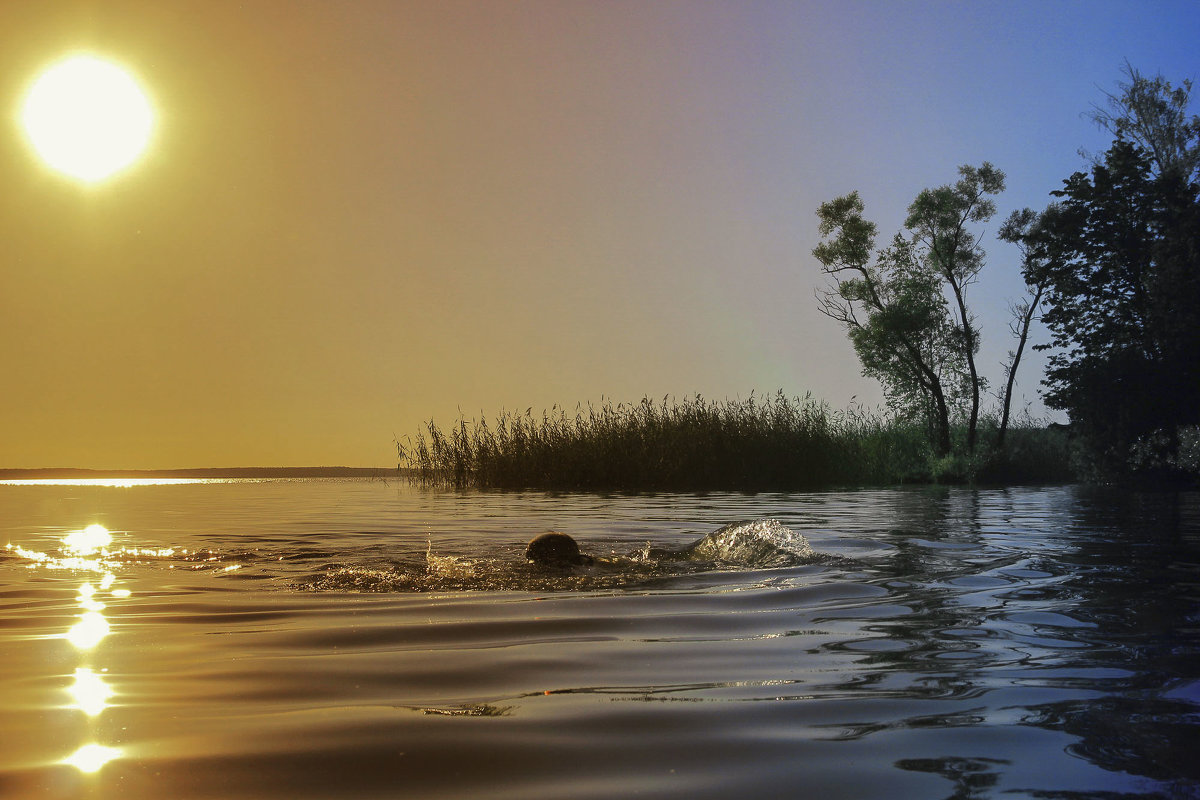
[0,466,402,479]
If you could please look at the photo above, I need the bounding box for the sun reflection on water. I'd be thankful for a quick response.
[61,573,123,775]
[3,523,138,774]
[6,543,108,573]
[62,562,123,774]
[62,743,122,773]
[0,477,237,487]
[63,523,113,555]
[0,521,231,776]
[68,667,114,716]
[66,610,111,650]
[5,521,179,575]
[77,582,106,611]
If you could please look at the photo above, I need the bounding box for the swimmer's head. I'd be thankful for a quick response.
[525,532,593,567]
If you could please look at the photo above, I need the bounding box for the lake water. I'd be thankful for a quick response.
[2,479,1198,799]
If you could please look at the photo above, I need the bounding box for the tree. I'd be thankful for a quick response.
[813,195,964,456]
[996,207,1050,447]
[813,164,1004,456]
[1030,68,1200,477]
[1032,140,1200,474]
[1088,62,1200,181]
[905,163,1006,452]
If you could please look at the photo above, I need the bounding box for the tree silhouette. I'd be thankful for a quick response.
[814,164,1005,456]
[1032,139,1200,476]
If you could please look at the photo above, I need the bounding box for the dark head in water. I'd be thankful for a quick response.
[525,532,594,568]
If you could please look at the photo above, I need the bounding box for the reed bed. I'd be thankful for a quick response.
[398,392,941,491]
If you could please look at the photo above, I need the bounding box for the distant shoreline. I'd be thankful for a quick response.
[0,467,403,480]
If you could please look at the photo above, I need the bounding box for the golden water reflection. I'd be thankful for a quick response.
[5,522,177,574]
[78,582,106,611]
[66,611,111,650]
[0,477,236,487]
[62,743,122,773]
[63,524,113,555]
[2,523,135,774]
[56,525,128,774]
[59,526,121,653]
[69,668,114,716]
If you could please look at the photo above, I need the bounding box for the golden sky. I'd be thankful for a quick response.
[2,1,1197,468]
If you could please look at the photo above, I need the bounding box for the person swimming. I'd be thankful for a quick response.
[525,531,595,567]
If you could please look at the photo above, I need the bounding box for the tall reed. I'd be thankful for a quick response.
[398,392,937,490]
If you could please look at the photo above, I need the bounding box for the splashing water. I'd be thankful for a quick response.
[296,519,819,593]
[684,519,814,567]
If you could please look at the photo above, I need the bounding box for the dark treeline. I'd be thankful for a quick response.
[1018,69,1200,482]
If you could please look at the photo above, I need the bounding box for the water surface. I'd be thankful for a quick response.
[1,480,1197,798]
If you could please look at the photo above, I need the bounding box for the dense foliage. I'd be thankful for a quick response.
[813,165,1010,455]
[1029,142,1200,478]
[1019,67,1200,481]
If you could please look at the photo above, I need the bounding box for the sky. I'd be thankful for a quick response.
[2,0,1198,469]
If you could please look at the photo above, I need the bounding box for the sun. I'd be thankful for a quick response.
[20,54,155,183]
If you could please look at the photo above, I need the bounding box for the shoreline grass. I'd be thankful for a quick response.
[398,392,1074,491]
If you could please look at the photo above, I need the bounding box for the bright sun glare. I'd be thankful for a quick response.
[63,524,113,556]
[20,54,154,182]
